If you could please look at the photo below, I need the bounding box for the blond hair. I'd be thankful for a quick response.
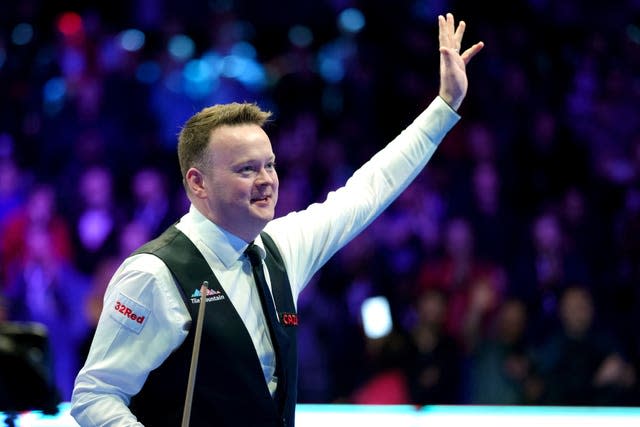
[177,102,272,181]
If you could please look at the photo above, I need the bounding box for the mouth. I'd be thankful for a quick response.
[251,195,271,204]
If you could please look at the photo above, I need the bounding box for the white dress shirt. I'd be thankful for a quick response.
[71,96,459,426]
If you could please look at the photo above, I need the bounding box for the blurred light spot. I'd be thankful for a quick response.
[119,29,145,52]
[184,58,213,82]
[168,34,195,61]
[98,37,124,72]
[184,59,216,99]
[627,24,640,44]
[43,77,67,116]
[360,296,393,339]
[218,54,266,90]
[288,25,313,48]
[317,39,354,83]
[230,41,257,59]
[57,12,83,37]
[136,61,162,84]
[202,51,224,76]
[43,77,67,103]
[12,23,34,45]
[337,8,365,34]
[318,55,344,82]
[605,157,635,184]
[60,46,85,77]
[236,60,267,90]
[221,55,245,79]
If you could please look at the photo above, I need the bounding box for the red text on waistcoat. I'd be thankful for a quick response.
[280,313,298,326]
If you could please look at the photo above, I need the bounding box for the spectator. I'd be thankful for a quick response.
[127,167,176,236]
[467,297,541,404]
[69,165,124,275]
[406,288,463,405]
[0,184,74,288]
[415,216,507,351]
[349,329,413,405]
[533,285,636,405]
[4,225,91,401]
[510,209,592,339]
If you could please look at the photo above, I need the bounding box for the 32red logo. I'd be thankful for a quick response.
[114,300,145,324]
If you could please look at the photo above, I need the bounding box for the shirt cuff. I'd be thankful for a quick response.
[413,96,461,145]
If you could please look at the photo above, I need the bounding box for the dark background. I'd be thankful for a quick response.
[1,0,639,408]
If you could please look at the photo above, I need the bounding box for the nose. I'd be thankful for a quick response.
[256,167,275,185]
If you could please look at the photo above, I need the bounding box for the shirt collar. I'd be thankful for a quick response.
[180,205,266,268]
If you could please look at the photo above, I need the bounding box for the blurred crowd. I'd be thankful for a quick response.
[1,0,640,408]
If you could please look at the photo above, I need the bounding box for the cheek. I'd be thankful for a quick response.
[231,183,252,202]
[213,175,249,197]
[273,176,280,200]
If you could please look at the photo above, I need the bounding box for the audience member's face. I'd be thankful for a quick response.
[498,299,526,343]
[416,289,447,327]
[533,213,562,252]
[444,217,473,257]
[27,186,55,224]
[560,287,593,338]
[472,161,498,205]
[200,124,279,240]
[81,167,112,208]
[133,169,165,202]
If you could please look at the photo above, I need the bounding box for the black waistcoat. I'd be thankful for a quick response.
[128,226,298,427]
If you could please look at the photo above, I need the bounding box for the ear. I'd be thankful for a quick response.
[185,167,207,199]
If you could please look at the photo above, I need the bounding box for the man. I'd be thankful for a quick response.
[71,13,483,427]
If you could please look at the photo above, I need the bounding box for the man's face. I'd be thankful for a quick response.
[196,124,279,241]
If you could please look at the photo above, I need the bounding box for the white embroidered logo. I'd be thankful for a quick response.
[190,287,225,304]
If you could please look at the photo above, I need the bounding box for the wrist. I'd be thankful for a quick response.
[438,94,461,111]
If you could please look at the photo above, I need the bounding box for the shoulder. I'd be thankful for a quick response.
[120,252,172,277]
[105,253,175,301]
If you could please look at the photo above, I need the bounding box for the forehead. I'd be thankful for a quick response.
[208,124,273,161]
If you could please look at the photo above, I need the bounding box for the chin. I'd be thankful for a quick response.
[260,212,275,223]
[251,205,275,219]
[248,213,273,229]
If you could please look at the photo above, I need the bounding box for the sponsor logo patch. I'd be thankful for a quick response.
[279,312,298,327]
[110,292,150,334]
[190,287,225,304]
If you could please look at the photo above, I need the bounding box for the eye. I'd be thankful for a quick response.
[238,165,256,174]
[266,161,276,170]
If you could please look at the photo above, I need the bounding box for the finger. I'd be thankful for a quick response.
[461,41,485,64]
[446,13,455,44]
[454,20,466,46]
[446,13,455,33]
[438,15,447,48]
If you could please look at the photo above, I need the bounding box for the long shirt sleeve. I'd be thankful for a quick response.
[265,96,459,296]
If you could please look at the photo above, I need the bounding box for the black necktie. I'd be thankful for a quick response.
[244,243,285,389]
